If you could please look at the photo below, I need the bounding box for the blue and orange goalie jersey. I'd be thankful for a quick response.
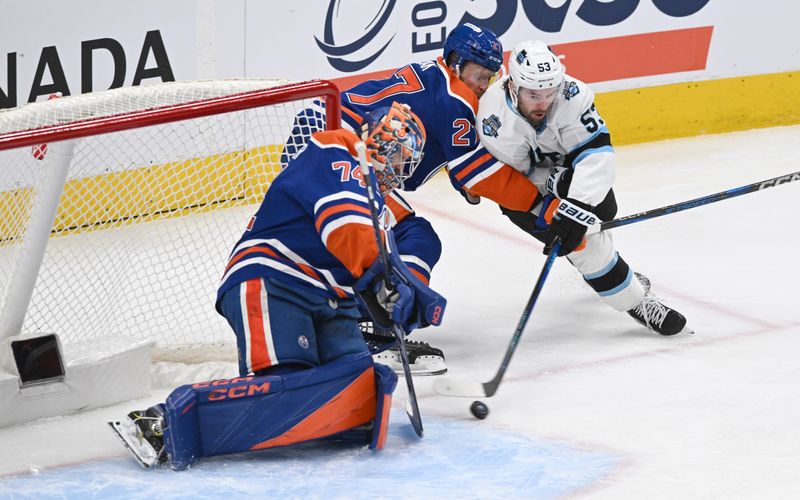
[341,57,541,212]
[216,129,387,308]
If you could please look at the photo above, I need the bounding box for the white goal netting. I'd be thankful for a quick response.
[0,79,338,363]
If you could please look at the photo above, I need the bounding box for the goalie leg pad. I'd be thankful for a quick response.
[370,362,398,450]
[163,351,395,470]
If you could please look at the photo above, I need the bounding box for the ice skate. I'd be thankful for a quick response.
[360,319,397,353]
[374,338,448,376]
[361,320,447,376]
[627,289,692,336]
[634,272,651,293]
[108,405,168,468]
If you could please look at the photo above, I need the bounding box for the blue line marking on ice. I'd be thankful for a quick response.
[0,411,620,499]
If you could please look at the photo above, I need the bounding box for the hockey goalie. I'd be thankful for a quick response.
[109,102,445,469]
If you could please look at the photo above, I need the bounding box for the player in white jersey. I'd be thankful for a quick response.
[476,40,690,335]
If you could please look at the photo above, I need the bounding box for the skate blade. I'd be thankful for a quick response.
[108,419,161,468]
[373,353,447,377]
[658,324,695,336]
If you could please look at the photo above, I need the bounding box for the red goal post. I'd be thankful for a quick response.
[0,80,340,151]
[0,79,341,365]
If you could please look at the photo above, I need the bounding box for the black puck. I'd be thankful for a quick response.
[470,400,489,420]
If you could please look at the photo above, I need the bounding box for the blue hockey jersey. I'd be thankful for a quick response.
[340,57,540,211]
[216,129,388,308]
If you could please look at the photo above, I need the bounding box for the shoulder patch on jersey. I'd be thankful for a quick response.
[562,81,580,101]
[481,114,502,138]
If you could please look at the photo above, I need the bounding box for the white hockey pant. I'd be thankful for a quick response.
[567,231,645,312]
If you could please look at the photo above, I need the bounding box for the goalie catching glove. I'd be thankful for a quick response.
[355,243,446,333]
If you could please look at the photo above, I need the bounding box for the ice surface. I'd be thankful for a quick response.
[1,125,799,499]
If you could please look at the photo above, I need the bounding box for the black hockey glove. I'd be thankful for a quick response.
[543,198,597,256]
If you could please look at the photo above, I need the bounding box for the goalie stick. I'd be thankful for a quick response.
[355,141,424,437]
[435,169,800,398]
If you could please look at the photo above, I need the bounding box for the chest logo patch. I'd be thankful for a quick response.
[482,114,502,138]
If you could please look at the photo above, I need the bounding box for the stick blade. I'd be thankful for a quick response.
[433,377,489,398]
[405,399,424,437]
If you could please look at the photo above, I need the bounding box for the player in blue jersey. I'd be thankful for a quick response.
[108,103,446,469]
[215,102,443,378]
[283,23,548,375]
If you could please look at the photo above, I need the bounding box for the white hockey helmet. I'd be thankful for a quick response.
[508,40,564,90]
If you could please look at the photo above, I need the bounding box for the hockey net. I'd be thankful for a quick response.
[0,79,340,364]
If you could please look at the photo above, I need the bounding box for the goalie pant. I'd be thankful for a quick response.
[161,351,396,470]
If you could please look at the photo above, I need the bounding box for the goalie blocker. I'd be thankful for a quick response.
[109,352,397,470]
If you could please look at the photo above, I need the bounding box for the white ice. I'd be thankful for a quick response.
[1,125,799,499]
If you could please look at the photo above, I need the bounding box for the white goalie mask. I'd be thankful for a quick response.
[508,40,564,108]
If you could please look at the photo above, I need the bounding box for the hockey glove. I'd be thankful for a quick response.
[356,266,410,330]
[375,280,415,326]
[544,198,597,256]
[545,166,573,199]
[356,252,447,334]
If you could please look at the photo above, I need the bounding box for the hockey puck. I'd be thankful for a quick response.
[470,400,489,420]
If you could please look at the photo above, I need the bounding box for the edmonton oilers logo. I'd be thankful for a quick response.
[314,0,397,72]
[298,335,309,349]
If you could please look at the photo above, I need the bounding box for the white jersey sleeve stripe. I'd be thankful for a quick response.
[319,215,373,247]
[313,191,369,214]
[400,254,432,274]
[221,256,330,293]
[265,238,354,294]
[462,161,504,190]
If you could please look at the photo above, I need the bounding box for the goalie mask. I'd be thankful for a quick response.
[361,102,426,194]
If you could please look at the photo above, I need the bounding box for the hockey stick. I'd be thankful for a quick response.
[434,240,561,398]
[355,141,424,437]
[435,170,800,399]
[593,170,800,233]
